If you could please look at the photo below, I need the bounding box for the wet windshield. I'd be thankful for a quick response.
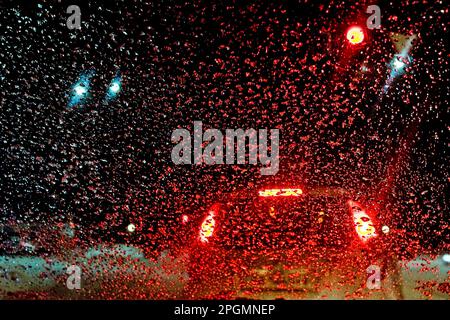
[0,0,448,300]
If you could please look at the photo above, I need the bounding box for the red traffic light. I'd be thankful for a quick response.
[346,26,365,45]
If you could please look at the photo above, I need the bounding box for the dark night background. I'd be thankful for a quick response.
[0,0,448,255]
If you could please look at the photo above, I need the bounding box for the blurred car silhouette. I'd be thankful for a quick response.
[181,185,406,299]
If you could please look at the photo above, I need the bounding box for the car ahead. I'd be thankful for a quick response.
[182,186,404,299]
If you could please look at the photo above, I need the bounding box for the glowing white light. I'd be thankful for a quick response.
[393,59,405,70]
[127,223,136,233]
[74,85,87,96]
[442,254,450,264]
[382,225,390,234]
[109,82,121,93]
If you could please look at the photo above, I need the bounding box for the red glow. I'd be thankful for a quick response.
[200,210,216,243]
[346,26,364,45]
[258,188,303,197]
[348,200,377,242]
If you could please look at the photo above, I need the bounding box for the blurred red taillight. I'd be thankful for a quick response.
[199,210,216,243]
[258,188,303,197]
[348,200,377,242]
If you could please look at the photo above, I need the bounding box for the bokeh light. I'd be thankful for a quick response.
[346,26,364,44]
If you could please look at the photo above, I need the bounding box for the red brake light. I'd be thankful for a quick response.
[346,26,365,45]
[348,200,377,242]
[199,210,216,243]
[258,188,303,197]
